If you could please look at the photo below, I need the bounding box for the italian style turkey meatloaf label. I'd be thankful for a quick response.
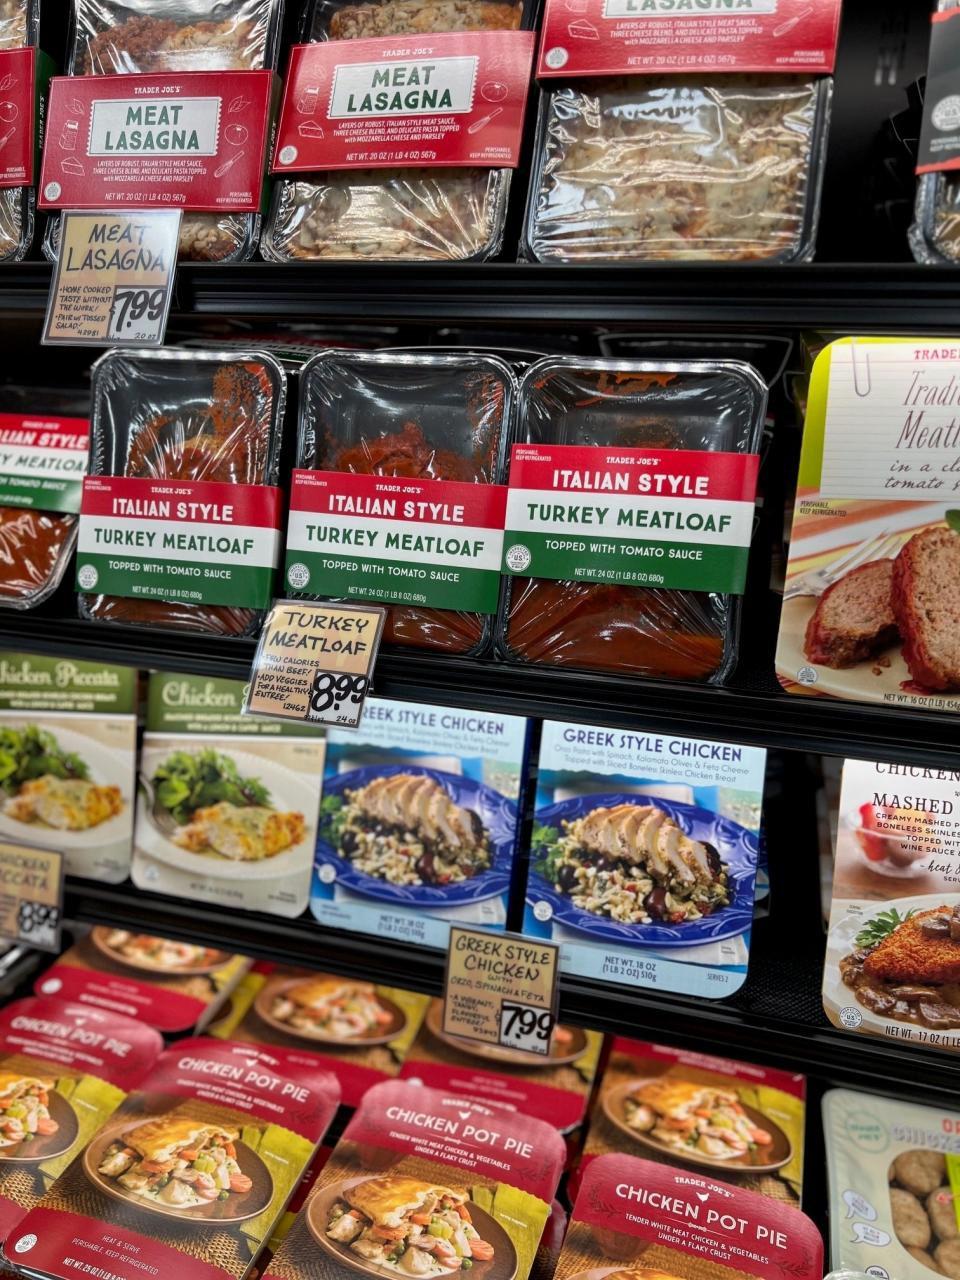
[273,32,535,173]
[39,71,275,212]
[75,477,283,609]
[0,413,89,513]
[3,1037,340,1280]
[536,0,842,78]
[0,996,162,1243]
[502,445,759,594]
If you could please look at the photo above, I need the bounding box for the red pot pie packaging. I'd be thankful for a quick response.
[0,996,162,1245]
[4,1037,341,1280]
[559,1152,823,1280]
[263,1079,566,1280]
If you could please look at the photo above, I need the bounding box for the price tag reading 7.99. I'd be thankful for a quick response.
[499,1001,555,1056]
[108,286,168,342]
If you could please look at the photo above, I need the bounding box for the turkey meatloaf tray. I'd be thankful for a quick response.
[524,75,832,263]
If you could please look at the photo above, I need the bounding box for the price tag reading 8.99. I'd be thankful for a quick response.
[499,1001,554,1056]
[309,669,369,726]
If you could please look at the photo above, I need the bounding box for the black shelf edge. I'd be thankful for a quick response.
[6,262,960,324]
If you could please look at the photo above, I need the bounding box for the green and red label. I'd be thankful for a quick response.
[285,469,507,612]
[76,476,282,607]
[0,413,89,512]
[502,444,759,594]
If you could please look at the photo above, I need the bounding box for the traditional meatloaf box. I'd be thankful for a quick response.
[823,1088,960,1280]
[556,1151,823,1280]
[46,0,285,264]
[497,357,767,683]
[3,1037,340,1280]
[398,998,603,1134]
[776,337,960,711]
[522,720,765,998]
[821,756,960,1052]
[0,0,40,263]
[522,76,832,264]
[578,1037,805,1207]
[210,962,430,1108]
[35,925,251,1035]
[77,348,286,639]
[0,653,136,883]
[286,349,514,657]
[0,996,162,1245]
[132,672,326,918]
[262,1079,565,1280]
[310,695,530,950]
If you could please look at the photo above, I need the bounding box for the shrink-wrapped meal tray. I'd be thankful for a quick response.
[260,0,525,263]
[0,0,39,263]
[46,0,284,263]
[523,75,832,263]
[292,349,514,656]
[78,347,286,638]
[910,0,960,265]
[497,357,766,682]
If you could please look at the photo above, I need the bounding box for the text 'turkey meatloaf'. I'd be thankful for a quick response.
[893,525,960,691]
[803,558,898,668]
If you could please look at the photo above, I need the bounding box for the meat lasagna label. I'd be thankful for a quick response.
[537,0,842,76]
[0,413,89,512]
[502,444,759,594]
[286,469,507,612]
[39,70,274,210]
[76,475,282,609]
[0,47,48,190]
[273,32,535,173]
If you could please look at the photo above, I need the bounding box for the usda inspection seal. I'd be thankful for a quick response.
[505,544,532,572]
[287,562,311,590]
[838,1006,863,1030]
[77,564,98,590]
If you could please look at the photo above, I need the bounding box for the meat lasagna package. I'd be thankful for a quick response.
[522,720,765,998]
[0,0,40,262]
[556,1151,823,1280]
[77,349,286,639]
[0,996,162,1244]
[35,926,251,1035]
[310,695,531,950]
[822,756,960,1051]
[262,1079,565,1280]
[285,349,514,656]
[259,0,526,262]
[579,1037,805,1207]
[398,997,603,1134]
[3,1037,340,1280]
[498,357,767,683]
[47,0,285,263]
[210,962,430,1108]
[0,653,136,882]
[776,337,960,711]
[823,1087,960,1280]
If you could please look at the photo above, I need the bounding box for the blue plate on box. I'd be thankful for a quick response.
[316,764,516,907]
[527,792,757,948]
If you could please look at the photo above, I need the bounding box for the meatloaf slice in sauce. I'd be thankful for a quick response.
[802,558,898,668]
[893,526,960,691]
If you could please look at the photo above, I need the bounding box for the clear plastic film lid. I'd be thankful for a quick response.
[0,0,37,51]
[911,0,960,265]
[303,0,526,41]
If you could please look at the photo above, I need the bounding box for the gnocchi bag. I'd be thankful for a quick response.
[557,1151,823,1280]
[3,1037,340,1280]
[262,1079,566,1280]
[824,1087,960,1280]
[0,996,162,1245]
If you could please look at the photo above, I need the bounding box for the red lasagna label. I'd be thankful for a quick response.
[274,32,535,172]
[537,0,842,77]
[39,70,274,211]
[0,48,40,189]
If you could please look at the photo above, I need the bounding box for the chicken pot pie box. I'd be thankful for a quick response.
[35,925,252,1036]
[261,1078,566,1280]
[0,995,163,1243]
[309,695,531,949]
[521,721,765,998]
[822,1087,960,1280]
[776,337,960,711]
[555,1151,823,1280]
[132,672,326,918]
[575,1038,805,1208]
[2,1036,341,1280]
[0,652,137,883]
[210,961,430,1109]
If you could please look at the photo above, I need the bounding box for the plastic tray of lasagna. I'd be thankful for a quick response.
[910,0,960,265]
[523,75,833,263]
[496,356,767,682]
[45,0,285,264]
[0,0,39,263]
[295,348,515,655]
[79,347,286,638]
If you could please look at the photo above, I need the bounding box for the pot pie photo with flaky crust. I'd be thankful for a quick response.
[622,1079,774,1161]
[326,1177,495,1276]
[97,1117,253,1209]
[0,1074,58,1148]
[269,978,395,1040]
